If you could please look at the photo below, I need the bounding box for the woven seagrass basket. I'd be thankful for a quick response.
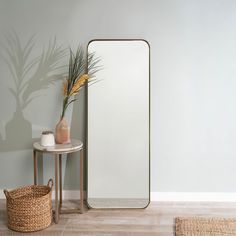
[4,179,53,232]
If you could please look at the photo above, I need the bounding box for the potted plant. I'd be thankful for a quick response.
[55,46,100,144]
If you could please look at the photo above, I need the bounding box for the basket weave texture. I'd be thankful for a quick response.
[4,179,53,232]
[176,217,236,236]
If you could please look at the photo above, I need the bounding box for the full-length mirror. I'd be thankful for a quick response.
[87,40,150,208]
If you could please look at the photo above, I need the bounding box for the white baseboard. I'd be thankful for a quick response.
[1,190,236,202]
[151,192,236,202]
[57,190,84,200]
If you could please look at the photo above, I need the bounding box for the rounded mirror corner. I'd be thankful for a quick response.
[142,198,151,209]
[87,39,98,50]
[138,39,150,49]
[86,199,96,209]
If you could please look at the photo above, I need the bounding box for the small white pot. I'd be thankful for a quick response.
[40,131,55,146]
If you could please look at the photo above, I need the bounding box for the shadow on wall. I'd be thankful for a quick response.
[0,31,67,152]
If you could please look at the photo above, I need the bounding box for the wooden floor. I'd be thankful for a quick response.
[1,200,236,235]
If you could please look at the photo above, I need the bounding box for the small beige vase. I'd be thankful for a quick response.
[55,117,70,144]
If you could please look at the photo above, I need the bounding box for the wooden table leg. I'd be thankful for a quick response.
[55,155,59,224]
[59,154,62,207]
[80,148,84,213]
[33,150,38,185]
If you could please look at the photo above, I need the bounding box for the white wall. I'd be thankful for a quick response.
[0,0,236,194]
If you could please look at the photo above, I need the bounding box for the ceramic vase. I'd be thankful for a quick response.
[55,117,70,144]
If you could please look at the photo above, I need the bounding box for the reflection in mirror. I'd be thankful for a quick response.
[87,40,150,208]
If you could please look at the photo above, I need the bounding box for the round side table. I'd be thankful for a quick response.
[33,139,84,224]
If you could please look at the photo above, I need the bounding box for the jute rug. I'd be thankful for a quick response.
[176,217,236,236]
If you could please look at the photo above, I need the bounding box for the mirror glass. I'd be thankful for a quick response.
[87,40,150,208]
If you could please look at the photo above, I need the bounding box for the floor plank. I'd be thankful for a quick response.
[1,200,236,235]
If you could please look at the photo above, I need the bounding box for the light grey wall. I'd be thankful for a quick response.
[1,0,236,192]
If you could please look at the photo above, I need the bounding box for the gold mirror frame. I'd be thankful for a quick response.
[86,39,151,209]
